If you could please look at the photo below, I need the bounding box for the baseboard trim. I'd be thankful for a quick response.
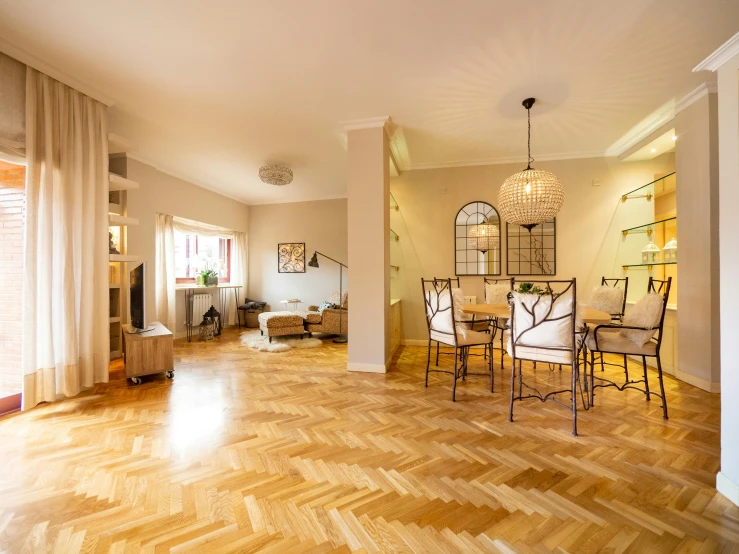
[674,369,721,393]
[347,362,387,373]
[717,472,739,506]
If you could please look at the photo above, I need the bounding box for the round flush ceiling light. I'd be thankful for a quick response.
[498,98,565,231]
[259,165,293,186]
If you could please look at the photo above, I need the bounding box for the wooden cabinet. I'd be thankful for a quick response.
[122,321,174,383]
[390,300,402,356]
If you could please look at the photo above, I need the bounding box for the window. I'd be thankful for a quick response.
[174,232,231,282]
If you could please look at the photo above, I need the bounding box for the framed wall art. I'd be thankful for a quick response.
[278,242,306,273]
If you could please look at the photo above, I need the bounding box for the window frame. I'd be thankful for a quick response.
[175,233,232,284]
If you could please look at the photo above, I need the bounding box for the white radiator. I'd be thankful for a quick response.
[191,293,213,324]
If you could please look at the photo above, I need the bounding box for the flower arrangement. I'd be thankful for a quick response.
[193,255,222,286]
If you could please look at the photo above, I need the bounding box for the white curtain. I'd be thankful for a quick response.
[22,68,109,409]
[228,231,248,325]
[173,216,234,239]
[0,52,26,164]
[155,213,176,332]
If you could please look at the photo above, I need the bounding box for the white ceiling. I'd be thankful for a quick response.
[0,1,735,204]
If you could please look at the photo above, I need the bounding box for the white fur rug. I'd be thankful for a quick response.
[240,330,323,352]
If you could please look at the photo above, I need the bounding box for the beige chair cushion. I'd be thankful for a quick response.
[485,283,511,304]
[431,327,492,347]
[506,340,575,365]
[258,311,305,328]
[299,311,322,324]
[590,285,624,315]
[458,320,491,332]
[587,328,657,356]
[621,292,663,346]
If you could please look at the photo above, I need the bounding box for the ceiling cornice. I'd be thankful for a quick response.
[0,37,116,106]
[247,194,348,206]
[675,82,717,114]
[406,149,607,171]
[694,31,739,72]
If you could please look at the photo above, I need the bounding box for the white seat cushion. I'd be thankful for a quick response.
[587,328,657,356]
[506,340,575,365]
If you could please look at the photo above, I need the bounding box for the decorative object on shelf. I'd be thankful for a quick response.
[498,98,564,231]
[204,305,222,336]
[198,316,215,341]
[308,251,348,343]
[506,219,556,275]
[278,242,306,273]
[641,241,661,264]
[109,230,120,254]
[259,164,293,186]
[663,238,677,262]
[194,255,222,286]
[455,201,501,276]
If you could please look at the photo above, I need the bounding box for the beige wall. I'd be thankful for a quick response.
[347,125,390,372]
[117,157,250,336]
[675,93,720,390]
[715,50,739,504]
[390,155,676,343]
[247,199,348,312]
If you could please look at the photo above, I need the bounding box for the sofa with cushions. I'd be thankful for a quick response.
[303,291,348,336]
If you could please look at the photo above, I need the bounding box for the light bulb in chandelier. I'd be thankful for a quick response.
[498,98,564,231]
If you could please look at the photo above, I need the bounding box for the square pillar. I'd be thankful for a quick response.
[345,118,391,372]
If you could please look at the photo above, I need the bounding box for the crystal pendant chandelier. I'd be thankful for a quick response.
[259,164,293,186]
[467,219,499,253]
[498,98,564,231]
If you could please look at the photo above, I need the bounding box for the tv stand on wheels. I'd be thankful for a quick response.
[122,321,174,385]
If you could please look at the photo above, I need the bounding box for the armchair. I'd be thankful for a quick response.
[305,292,349,336]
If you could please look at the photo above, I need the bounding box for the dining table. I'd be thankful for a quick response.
[462,303,611,325]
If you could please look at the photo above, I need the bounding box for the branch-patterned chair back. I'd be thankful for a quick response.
[510,279,577,354]
[421,278,457,345]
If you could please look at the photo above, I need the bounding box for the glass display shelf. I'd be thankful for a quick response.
[390,228,399,241]
[622,216,676,237]
[622,261,677,270]
[390,191,399,211]
[621,172,676,202]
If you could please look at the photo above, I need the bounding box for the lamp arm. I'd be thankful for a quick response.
[315,251,348,268]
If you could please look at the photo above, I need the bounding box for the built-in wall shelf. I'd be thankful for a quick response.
[621,172,676,203]
[622,262,677,270]
[109,316,120,323]
[109,214,139,226]
[390,264,400,272]
[622,217,676,238]
[109,283,121,289]
[109,173,139,191]
[108,203,121,215]
[110,254,139,262]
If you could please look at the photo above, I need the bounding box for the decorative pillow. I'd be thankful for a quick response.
[451,287,471,322]
[590,285,624,315]
[327,290,349,309]
[621,292,664,346]
[485,283,511,305]
[317,301,337,313]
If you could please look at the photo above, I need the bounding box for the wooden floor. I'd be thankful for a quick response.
[0,328,736,553]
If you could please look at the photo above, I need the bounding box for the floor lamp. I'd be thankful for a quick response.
[308,251,348,343]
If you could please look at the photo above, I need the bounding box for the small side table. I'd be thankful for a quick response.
[280,299,303,312]
[123,321,174,385]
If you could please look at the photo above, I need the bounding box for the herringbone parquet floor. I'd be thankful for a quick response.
[0,328,736,553]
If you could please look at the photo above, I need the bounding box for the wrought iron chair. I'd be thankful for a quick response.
[590,276,629,375]
[507,279,586,436]
[484,277,514,371]
[586,277,672,419]
[422,278,494,400]
[432,276,490,366]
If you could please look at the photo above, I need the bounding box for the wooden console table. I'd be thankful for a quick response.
[123,321,174,384]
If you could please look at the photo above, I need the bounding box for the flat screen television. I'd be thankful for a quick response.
[128,262,149,332]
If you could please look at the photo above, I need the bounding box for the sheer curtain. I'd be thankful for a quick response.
[22,67,109,409]
[155,213,176,331]
[0,52,26,163]
[155,216,247,328]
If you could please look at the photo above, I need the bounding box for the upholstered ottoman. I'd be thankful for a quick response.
[258,311,306,342]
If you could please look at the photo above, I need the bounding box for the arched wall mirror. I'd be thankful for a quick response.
[455,201,501,276]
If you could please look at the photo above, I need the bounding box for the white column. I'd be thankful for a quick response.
[345,117,391,372]
[695,33,739,506]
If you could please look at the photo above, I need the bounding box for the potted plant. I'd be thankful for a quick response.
[194,256,222,286]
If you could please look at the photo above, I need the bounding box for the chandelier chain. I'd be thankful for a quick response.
[527,105,534,169]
